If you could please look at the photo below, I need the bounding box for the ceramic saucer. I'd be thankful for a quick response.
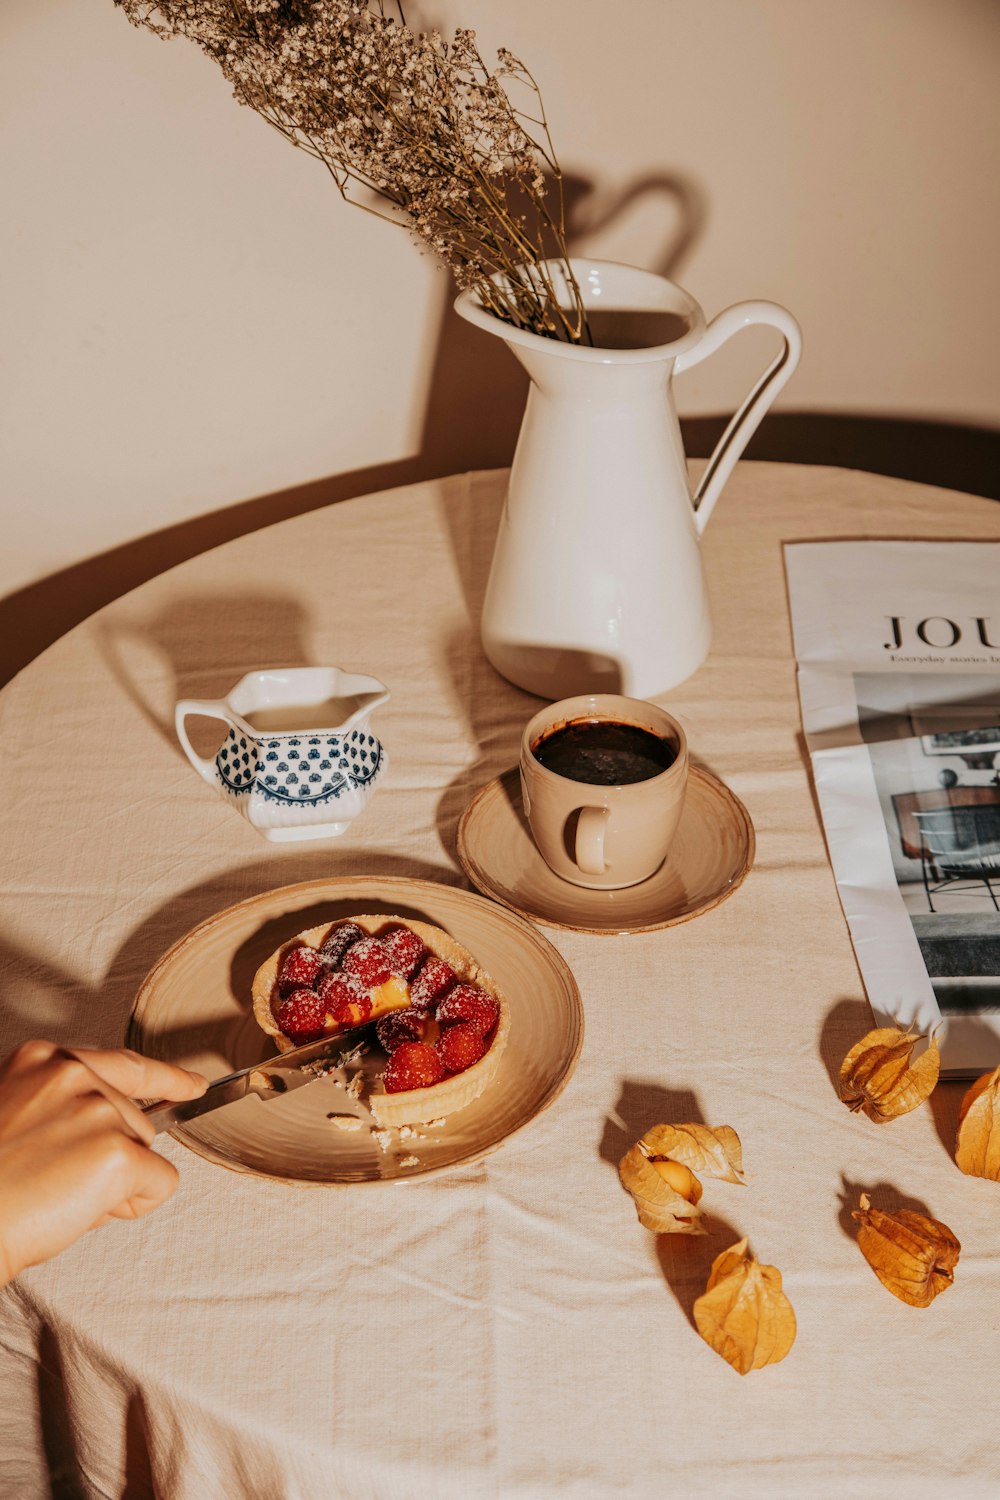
[457,765,755,935]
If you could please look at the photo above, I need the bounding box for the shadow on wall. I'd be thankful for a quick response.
[2,165,997,687]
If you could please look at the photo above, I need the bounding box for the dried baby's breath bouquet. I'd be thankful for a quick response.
[116,0,590,342]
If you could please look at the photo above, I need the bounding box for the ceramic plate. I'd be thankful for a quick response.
[128,877,583,1184]
[457,765,754,935]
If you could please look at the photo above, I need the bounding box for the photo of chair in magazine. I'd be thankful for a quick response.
[785,539,1000,1077]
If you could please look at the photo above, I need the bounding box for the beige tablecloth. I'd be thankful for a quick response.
[2,464,999,1498]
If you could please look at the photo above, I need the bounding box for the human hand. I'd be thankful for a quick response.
[0,1040,207,1286]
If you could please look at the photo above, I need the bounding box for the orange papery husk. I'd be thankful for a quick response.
[956,1065,1000,1180]
[618,1124,745,1235]
[852,1193,960,1307]
[838,1025,940,1122]
[693,1238,796,1375]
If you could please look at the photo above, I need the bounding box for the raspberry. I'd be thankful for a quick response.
[375,1007,428,1053]
[276,988,326,1042]
[436,984,499,1036]
[317,968,364,1003]
[409,957,457,1010]
[278,946,325,996]
[341,936,392,989]
[317,972,372,1027]
[381,924,426,978]
[320,920,365,966]
[382,1042,445,1093]
[436,1023,486,1074]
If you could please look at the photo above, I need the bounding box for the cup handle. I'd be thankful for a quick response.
[175,699,232,786]
[674,300,803,535]
[575,806,609,876]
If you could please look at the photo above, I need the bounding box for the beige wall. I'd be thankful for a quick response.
[3,0,999,602]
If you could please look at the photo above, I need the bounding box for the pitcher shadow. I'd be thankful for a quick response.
[431,599,534,869]
[432,622,627,866]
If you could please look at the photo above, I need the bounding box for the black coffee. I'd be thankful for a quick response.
[531,718,675,786]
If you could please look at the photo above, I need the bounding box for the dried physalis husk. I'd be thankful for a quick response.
[838,1025,940,1122]
[692,1238,796,1375]
[955,1065,1000,1181]
[852,1192,960,1306]
[618,1123,744,1235]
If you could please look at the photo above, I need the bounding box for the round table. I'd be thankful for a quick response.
[1,464,999,1499]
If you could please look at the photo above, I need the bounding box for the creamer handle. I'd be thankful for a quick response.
[674,301,802,535]
[175,699,231,785]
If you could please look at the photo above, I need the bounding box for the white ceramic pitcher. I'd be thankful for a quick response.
[455,259,802,700]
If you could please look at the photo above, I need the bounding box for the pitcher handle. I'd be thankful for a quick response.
[175,699,232,786]
[674,301,802,535]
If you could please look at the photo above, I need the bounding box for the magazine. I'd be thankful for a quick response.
[785,539,1000,1077]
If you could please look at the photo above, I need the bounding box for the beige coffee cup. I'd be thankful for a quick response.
[519,695,689,890]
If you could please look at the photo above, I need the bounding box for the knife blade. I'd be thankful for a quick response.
[143,1024,373,1134]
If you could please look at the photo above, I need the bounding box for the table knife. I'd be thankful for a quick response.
[143,1025,372,1134]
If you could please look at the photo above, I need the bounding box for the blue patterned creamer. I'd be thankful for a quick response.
[175,668,390,841]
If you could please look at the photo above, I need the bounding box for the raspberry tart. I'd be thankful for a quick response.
[251,914,510,1127]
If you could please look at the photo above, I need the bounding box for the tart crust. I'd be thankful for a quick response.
[251,913,509,1127]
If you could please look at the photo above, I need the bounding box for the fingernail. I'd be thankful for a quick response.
[186,1070,209,1093]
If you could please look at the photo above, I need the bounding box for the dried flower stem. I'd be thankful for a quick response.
[115,0,591,343]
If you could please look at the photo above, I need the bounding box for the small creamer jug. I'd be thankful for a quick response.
[175,667,390,842]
